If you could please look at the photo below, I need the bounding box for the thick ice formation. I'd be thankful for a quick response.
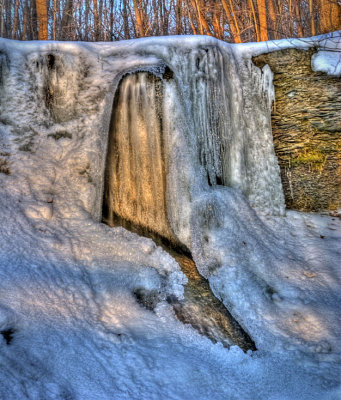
[0,34,285,220]
[102,71,176,242]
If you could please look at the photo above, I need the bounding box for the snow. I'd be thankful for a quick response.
[0,33,340,399]
[312,50,341,77]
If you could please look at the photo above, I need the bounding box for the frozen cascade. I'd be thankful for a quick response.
[0,36,292,352]
[102,72,176,243]
[185,45,285,214]
[102,70,256,350]
[102,43,286,245]
[100,43,286,349]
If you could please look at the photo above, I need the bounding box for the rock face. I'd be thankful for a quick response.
[254,49,341,212]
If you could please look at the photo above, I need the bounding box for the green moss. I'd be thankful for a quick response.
[291,148,326,171]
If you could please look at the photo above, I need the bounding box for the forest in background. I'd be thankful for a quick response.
[0,0,340,43]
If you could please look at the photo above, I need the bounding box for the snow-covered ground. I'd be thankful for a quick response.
[0,33,340,399]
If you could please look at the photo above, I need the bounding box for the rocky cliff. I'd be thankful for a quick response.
[254,48,340,212]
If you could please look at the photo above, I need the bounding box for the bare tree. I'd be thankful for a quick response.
[1,0,340,43]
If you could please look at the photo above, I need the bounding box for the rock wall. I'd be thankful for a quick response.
[254,49,341,212]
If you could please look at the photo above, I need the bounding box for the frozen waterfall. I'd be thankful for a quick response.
[102,71,178,245]
[0,35,288,351]
[101,69,256,351]
[101,41,285,251]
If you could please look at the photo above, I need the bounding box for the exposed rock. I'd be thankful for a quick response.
[253,49,341,211]
[0,152,10,175]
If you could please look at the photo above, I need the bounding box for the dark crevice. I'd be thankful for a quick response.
[216,175,223,185]
[103,212,191,256]
[0,328,15,345]
[207,171,213,187]
[163,65,174,81]
[47,54,55,70]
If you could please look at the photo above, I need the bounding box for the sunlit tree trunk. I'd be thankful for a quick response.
[310,0,315,35]
[191,0,203,34]
[256,0,268,41]
[249,0,259,41]
[267,0,277,39]
[212,9,223,40]
[35,0,48,39]
[133,0,145,37]
[195,0,212,36]
[294,1,303,37]
[318,0,341,33]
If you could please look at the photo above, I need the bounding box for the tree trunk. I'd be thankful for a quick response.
[175,0,182,34]
[162,0,170,35]
[93,0,99,40]
[35,0,48,39]
[133,0,145,37]
[53,0,58,39]
[267,0,277,39]
[310,0,315,36]
[122,0,130,39]
[0,0,3,37]
[249,0,259,41]
[256,0,268,41]
[318,0,341,33]
[28,0,37,39]
[98,0,103,39]
[22,0,29,39]
[12,0,20,38]
[212,9,223,40]
[195,0,212,36]
[84,0,90,40]
[190,0,203,34]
